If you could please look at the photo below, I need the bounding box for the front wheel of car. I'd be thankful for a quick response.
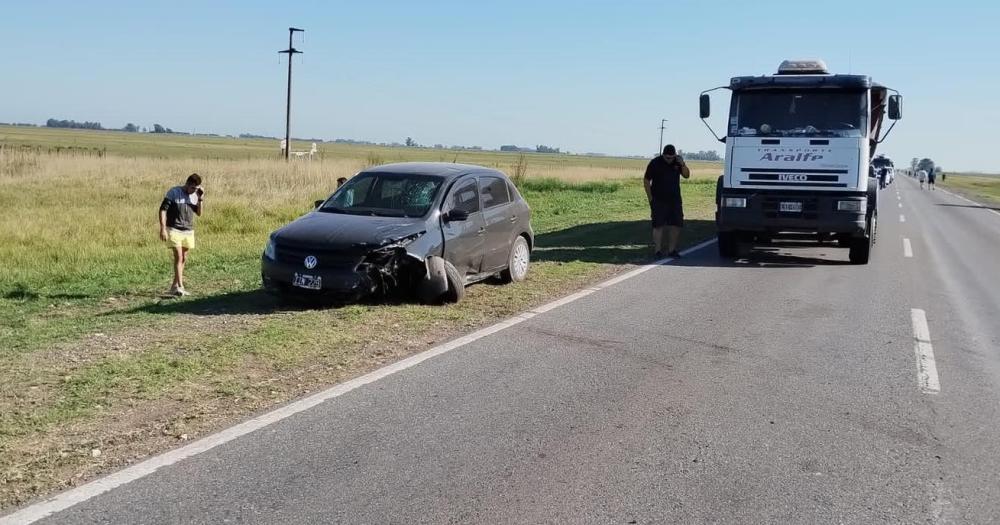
[442,260,466,303]
[500,236,530,283]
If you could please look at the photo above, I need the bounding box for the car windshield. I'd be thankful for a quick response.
[732,90,867,138]
[319,173,443,218]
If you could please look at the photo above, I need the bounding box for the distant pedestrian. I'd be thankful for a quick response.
[927,169,936,190]
[917,169,927,189]
[158,173,204,296]
[644,144,690,258]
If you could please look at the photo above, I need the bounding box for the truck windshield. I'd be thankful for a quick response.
[732,90,867,138]
[319,173,443,218]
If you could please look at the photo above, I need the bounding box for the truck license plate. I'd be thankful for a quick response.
[779,201,803,213]
[292,273,322,290]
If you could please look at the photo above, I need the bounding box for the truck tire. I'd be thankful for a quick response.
[718,231,738,258]
[849,214,875,264]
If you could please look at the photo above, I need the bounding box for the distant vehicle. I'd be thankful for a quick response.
[262,163,533,304]
[872,155,895,188]
[699,59,903,264]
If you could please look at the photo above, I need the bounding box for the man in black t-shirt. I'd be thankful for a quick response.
[644,144,690,258]
[158,173,204,296]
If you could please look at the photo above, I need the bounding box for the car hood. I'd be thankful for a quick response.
[272,211,428,253]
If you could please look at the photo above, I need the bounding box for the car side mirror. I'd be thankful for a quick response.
[314,199,324,209]
[699,94,711,119]
[888,95,901,120]
[444,209,469,222]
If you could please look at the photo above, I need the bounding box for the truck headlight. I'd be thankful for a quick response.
[264,237,277,260]
[723,197,748,208]
[836,200,865,212]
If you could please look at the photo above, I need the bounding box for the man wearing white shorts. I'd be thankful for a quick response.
[158,173,204,296]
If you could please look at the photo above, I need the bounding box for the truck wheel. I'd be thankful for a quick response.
[442,260,466,303]
[718,231,738,258]
[849,216,875,265]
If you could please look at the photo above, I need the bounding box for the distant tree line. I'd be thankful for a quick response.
[46,118,104,130]
[678,149,722,161]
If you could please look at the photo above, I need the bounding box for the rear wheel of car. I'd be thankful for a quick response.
[442,260,465,303]
[500,236,530,283]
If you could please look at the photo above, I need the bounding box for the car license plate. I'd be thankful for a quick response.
[779,201,803,213]
[292,273,322,290]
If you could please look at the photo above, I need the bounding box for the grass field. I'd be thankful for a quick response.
[938,173,1000,207]
[0,127,720,508]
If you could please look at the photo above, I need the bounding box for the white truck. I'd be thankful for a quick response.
[700,59,902,264]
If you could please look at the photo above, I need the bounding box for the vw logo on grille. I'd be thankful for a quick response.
[303,255,318,269]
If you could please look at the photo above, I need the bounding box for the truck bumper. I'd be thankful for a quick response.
[717,191,868,236]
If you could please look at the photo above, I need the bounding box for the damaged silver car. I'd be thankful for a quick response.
[261,162,533,303]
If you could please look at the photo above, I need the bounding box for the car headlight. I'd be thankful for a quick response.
[264,237,277,260]
[723,197,748,208]
[836,200,865,212]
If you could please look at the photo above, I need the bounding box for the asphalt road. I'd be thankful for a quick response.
[10,175,1000,524]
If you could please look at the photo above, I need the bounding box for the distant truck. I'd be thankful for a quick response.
[700,59,902,264]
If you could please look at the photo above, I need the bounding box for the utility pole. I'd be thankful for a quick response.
[658,118,668,154]
[279,27,304,161]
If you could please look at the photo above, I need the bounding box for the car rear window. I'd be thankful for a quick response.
[479,176,510,209]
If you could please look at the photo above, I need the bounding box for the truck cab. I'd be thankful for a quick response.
[700,59,901,264]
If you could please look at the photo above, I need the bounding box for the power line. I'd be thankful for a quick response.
[279,27,304,161]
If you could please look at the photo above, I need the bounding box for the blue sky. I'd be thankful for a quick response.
[2,0,998,171]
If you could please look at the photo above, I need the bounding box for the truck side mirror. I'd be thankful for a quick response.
[888,95,902,120]
[314,199,324,209]
[699,94,711,119]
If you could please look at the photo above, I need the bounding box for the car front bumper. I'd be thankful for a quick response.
[261,256,373,300]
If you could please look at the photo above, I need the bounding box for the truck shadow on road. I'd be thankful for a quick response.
[532,219,716,265]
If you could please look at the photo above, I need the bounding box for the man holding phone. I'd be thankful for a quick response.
[158,173,204,296]
[644,144,690,258]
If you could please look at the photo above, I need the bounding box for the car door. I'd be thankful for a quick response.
[478,175,516,272]
[441,177,486,277]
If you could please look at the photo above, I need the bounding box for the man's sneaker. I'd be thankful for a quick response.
[167,285,179,296]
[175,287,190,297]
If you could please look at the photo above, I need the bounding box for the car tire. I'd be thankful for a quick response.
[500,235,530,284]
[442,260,465,303]
[718,231,738,258]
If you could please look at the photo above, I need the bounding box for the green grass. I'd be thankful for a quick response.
[939,174,1000,207]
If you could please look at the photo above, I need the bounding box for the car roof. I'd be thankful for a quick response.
[361,162,507,182]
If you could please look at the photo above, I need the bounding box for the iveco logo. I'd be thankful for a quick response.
[303,255,318,269]
[778,174,809,181]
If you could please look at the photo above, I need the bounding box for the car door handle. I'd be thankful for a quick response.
[509,215,517,223]
[478,227,486,235]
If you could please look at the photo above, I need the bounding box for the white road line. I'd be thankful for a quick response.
[898,202,903,208]
[900,214,906,223]
[911,308,941,395]
[903,238,913,258]
[0,240,717,524]
[937,187,1000,218]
